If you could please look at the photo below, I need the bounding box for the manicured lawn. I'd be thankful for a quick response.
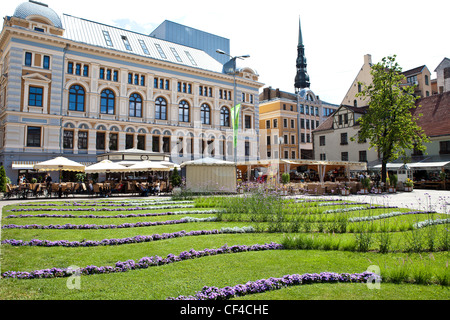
[1,195,449,302]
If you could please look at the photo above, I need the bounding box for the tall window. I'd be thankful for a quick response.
[25,52,32,66]
[43,56,50,69]
[63,130,74,149]
[340,132,348,145]
[100,89,115,114]
[28,86,43,107]
[220,107,230,127]
[200,104,210,125]
[96,132,105,150]
[126,134,134,149]
[109,133,118,151]
[155,97,167,120]
[68,85,85,112]
[129,93,142,117]
[26,126,41,147]
[78,131,88,150]
[137,135,145,150]
[341,152,349,161]
[152,136,160,152]
[179,100,189,122]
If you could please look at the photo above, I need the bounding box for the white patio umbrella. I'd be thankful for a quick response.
[84,160,131,173]
[33,156,85,182]
[128,160,171,172]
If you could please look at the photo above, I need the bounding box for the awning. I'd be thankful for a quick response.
[408,161,450,170]
[12,161,38,170]
[372,163,409,170]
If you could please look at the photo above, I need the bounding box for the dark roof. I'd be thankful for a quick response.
[412,91,450,138]
[313,105,368,133]
[402,65,426,77]
[314,115,334,132]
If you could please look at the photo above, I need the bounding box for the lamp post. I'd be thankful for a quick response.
[216,49,250,164]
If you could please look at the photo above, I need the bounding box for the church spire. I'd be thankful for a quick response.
[294,16,310,92]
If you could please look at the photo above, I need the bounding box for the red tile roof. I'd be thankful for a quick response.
[412,91,450,138]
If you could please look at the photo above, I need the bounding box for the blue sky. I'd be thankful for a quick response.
[2,0,449,104]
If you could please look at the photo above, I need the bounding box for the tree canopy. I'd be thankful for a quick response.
[356,55,429,184]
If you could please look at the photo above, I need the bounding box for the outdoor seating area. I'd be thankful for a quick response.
[3,180,173,200]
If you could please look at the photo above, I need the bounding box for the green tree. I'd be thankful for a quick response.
[0,166,6,192]
[170,167,182,187]
[356,55,429,184]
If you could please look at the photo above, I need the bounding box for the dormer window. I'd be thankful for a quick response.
[102,31,113,47]
[34,27,45,32]
[121,36,132,51]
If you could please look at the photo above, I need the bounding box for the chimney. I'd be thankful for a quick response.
[364,54,372,66]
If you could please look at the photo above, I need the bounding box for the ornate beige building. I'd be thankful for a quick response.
[0,1,263,181]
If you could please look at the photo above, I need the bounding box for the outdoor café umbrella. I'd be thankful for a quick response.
[33,156,85,182]
[128,160,171,172]
[84,160,131,173]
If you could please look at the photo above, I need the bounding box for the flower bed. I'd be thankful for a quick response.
[1,216,218,230]
[1,226,255,247]
[1,242,282,279]
[6,204,195,213]
[4,209,223,219]
[167,271,381,300]
[348,210,436,223]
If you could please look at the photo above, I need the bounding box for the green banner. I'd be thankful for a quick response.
[230,103,241,147]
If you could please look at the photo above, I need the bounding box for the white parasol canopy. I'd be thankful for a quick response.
[129,160,171,172]
[33,156,85,172]
[85,160,131,173]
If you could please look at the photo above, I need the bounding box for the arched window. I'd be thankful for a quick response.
[220,107,230,127]
[100,89,115,114]
[68,85,85,111]
[129,93,142,117]
[155,96,167,120]
[179,100,189,122]
[200,103,210,125]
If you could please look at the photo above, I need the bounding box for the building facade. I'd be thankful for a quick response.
[259,87,337,161]
[258,16,338,162]
[313,105,378,163]
[0,1,263,181]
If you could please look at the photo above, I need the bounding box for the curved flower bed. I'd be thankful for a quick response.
[4,209,223,219]
[413,218,450,229]
[322,205,398,214]
[1,216,218,230]
[6,204,195,213]
[348,210,437,222]
[1,226,255,247]
[167,271,381,300]
[19,200,193,207]
[1,242,282,279]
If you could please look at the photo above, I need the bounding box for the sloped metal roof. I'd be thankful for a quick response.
[13,1,63,29]
[61,14,224,73]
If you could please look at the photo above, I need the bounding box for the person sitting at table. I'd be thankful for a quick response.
[111,181,124,194]
[154,180,160,195]
[137,183,149,197]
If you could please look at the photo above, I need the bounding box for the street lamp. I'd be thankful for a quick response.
[216,49,250,164]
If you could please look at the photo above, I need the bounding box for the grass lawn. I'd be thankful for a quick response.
[1,195,449,303]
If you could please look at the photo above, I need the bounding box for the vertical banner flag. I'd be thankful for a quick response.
[231,103,241,147]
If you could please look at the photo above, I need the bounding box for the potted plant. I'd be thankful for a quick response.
[170,167,182,194]
[281,172,290,195]
[404,178,413,192]
[388,174,397,193]
[360,177,371,194]
[340,184,350,196]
